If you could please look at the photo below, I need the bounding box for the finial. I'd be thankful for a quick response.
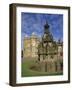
[44,20,49,29]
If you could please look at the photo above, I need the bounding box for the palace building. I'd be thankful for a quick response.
[38,21,63,62]
[23,22,63,60]
[23,33,40,58]
[23,21,63,73]
[37,21,63,72]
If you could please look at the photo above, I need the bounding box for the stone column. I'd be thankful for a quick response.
[57,61,61,72]
[47,61,52,73]
[40,61,45,72]
[51,61,56,72]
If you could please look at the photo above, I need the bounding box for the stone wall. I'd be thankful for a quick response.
[23,36,39,58]
[39,60,63,73]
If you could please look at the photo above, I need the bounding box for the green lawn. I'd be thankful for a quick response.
[21,58,63,77]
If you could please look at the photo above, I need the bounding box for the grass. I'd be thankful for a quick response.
[21,58,63,77]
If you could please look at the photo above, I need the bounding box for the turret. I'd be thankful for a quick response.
[42,21,53,43]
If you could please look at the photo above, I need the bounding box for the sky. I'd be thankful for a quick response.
[21,12,63,49]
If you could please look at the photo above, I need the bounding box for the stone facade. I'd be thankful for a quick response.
[38,22,63,62]
[23,33,39,58]
[37,21,63,73]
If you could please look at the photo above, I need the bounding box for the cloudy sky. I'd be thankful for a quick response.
[21,12,63,49]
